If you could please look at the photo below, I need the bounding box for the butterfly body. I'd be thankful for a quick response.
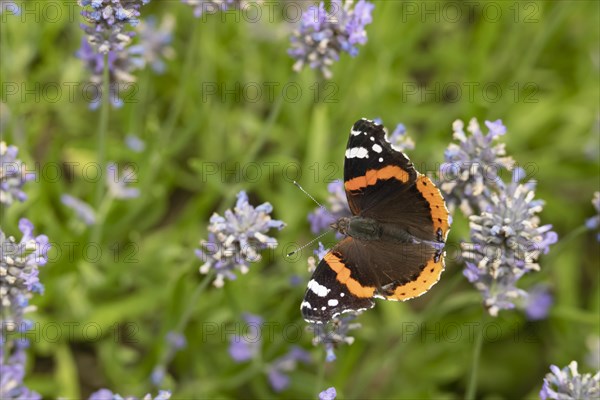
[301,118,450,324]
[332,216,416,244]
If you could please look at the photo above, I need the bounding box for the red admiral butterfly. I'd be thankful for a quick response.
[301,118,451,324]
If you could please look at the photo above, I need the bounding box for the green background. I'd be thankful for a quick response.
[1,0,598,398]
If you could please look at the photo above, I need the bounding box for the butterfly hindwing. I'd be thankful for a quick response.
[301,241,376,324]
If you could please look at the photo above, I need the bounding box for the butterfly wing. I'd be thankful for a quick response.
[344,118,450,243]
[301,237,445,323]
[301,238,376,324]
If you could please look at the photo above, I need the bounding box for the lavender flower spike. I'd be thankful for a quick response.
[1,219,49,330]
[0,142,35,206]
[462,168,558,317]
[439,118,514,216]
[309,314,361,362]
[540,361,599,400]
[196,191,285,287]
[130,15,175,74]
[79,0,151,54]
[76,38,141,110]
[0,342,41,400]
[288,0,375,79]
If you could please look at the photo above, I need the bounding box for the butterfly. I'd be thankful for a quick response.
[301,118,450,323]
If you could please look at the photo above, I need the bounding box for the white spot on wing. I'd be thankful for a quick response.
[351,129,362,136]
[307,279,330,297]
[340,292,345,297]
[372,144,382,153]
[370,136,375,141]
[328,299,339,307]
[345,147,369,159]
[379,157,383,162]
[300,301,312,309]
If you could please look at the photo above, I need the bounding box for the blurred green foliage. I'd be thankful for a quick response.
[1,0,598,398]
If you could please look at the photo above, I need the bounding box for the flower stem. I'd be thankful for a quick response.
[153,270,216,378]
[90,55,110,247]
[90,194,114,245]
[96,54,110,209]
[242,92,284,165]
[161,20,201,146]
[466,313,486,400]
[315,346,327,397]
[174,269,216,334]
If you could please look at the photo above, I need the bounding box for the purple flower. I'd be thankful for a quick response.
[387,123,415,152]
[0,342,41,399]
[125,134,146,152]
[1,219,49,330]
[0,219,47,398]
[307,181,351,236]
[150,365,166,387]
[61,194,97,226]
[439,119,515,216]
[89,389,171,400]
[196,191,285,287]
[106,162,139,199]
[345,0,374,49]
[228,313,263,363]
[226,314,310,393]
[129,15,175,74]
[309,314,361,362]
[585,191,600,242]
[319,387,337,400]
[539,361,599,400]
[88,389,116,400]
[307,242,330,276]
[79,0,151,54]
[182,0,242,17]
[0,142,35,206]
[76,38,141,110]
[462,168,558,317]
[524,284,553,321]
[150,330,187,385]
[0,1,19,15]
[267,346,312,392]
[166,331,186,351]
[288,0,375,79]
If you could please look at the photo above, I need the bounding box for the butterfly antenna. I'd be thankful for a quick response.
[287,229,333,257]
[293,180,326,209]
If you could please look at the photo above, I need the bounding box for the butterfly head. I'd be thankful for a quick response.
[330,217,350,236]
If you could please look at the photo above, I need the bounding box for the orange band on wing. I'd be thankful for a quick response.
[386,253,445,301]
[415,175,450,240]
[344,165,410,192]
[324,252,375,298]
